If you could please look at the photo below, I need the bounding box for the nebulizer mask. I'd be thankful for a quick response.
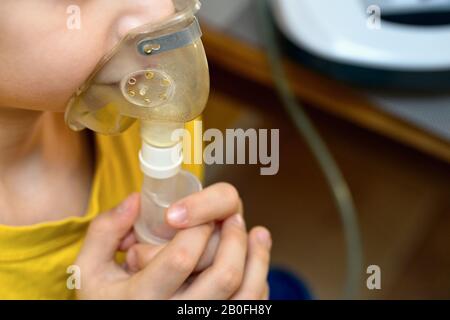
[65,0,211,246]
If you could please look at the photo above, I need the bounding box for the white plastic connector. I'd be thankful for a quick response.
[139,142,183,179]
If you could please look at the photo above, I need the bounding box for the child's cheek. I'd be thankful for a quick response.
[0,10,96,111]
[0,34,106,112]
[0,0,176,112]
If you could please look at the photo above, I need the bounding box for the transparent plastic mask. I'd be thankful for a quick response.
[65,0,210,136]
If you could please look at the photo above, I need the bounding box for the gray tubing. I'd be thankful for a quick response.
[257,0,364,299]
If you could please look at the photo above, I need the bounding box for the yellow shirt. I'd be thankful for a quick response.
[0,121,202,299]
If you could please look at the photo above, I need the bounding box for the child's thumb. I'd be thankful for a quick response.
[79,193,140,266]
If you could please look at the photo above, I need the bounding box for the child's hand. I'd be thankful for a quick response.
[130,183,272,299]
[162,182,265,274]
[76,193,213,299]
[76,187,271,300]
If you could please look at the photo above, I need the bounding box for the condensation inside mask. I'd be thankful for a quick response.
[65,9,209,137]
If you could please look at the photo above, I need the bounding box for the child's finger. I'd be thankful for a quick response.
[119,231,138,252]
[126,228,220,274]
[232,227,272,300]
[78,193,140,266]
[166,182,243,228]
[130,223,214,299]
[262,283,270,300]
[176,214,247,300]
[125,243,165,273]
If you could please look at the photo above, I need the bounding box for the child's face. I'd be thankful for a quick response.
[0,0,174,112]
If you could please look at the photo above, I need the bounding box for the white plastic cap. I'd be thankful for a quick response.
[139,142,183,179]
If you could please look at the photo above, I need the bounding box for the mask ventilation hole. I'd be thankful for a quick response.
[121,70,174,107]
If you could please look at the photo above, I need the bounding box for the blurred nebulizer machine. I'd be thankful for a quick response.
[257,0,450,299]
[271,0,450,91]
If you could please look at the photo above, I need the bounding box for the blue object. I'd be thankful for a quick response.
[268,267,313,300]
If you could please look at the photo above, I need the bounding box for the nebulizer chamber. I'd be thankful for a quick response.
[65,0,210,245]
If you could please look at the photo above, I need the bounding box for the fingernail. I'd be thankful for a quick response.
[231,214,245,228]
[257,229,272,249]
[167,204,188,226]
[117,196,134,214]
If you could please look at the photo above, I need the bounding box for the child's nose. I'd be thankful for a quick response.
[116,0,175,39]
